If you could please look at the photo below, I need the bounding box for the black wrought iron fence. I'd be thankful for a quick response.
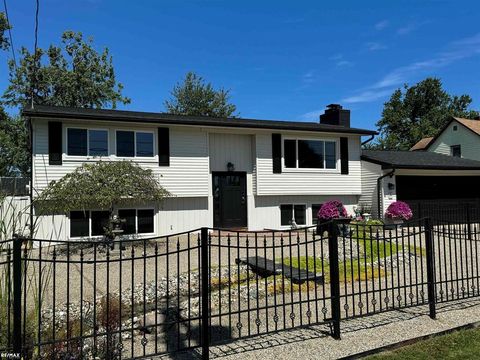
[0,217,480,359]
[406,198,480,223]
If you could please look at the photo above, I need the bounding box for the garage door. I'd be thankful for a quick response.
[396,176,480,200]
[396,175,480,222]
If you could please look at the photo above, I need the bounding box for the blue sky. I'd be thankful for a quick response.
[2,0,479,130]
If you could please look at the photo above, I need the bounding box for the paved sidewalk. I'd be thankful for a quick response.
[162,297,480,359]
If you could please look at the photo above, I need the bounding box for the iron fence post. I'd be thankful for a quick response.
[424,218,436,319]
[12,234,22,354]
[328,221,341,339]
[201,227,210,360]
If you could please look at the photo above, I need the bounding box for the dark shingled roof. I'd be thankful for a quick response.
[361,150,480,170]
[22,105,377,135]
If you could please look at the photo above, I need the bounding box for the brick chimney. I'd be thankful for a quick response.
[320,104,350,127]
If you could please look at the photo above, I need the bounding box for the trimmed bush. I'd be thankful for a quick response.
[317,200,348,221]
[385,201,413,221]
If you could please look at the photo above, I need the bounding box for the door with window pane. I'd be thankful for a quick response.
[213,172,247,228]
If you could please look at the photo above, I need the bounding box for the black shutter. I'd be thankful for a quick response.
[340,137,349,175]
[158,127,170,166]
[48,121,62,165]
[272,133,282,173]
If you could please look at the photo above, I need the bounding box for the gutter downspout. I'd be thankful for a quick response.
[377,168,395,218]
[361,134,375,146]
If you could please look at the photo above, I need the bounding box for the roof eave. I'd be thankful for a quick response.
[22,107,377,135]
[361,155,480,171]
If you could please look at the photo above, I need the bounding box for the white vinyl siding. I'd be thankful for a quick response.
[255,134,361,195]
[32,119,209,197]
[248,195,358,230]
[428,121,480,161]
[359,160,382,217]
[209,133,254,173]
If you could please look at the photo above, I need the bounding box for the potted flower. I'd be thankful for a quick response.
[317,200,351,236]
[384,201,413,225]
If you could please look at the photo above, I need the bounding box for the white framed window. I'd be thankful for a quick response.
[280,204,306,226]
[117,208,155,234]
[69,208,155,238]
[66,128,109,156]
[115,130,154,158]
[283,138,338,171]
[69,210,110,238]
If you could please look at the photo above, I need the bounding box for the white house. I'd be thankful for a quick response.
[410,116,480,161]
[22,104,377,240]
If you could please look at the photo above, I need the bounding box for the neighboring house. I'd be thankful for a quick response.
[410,137,433,151]
[360,150,480,218]
[410,116,480,160]
[22,104,376,240]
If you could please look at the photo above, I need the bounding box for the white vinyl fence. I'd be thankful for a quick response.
[0,195,31,241]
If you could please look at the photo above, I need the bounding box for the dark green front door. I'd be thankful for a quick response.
[213,172,247,228]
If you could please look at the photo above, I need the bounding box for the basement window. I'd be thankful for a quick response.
[70,210,109,238]
[70,211,89,237]
[118,209,155,234]
[312,204,323,223]
[280,204,306,226]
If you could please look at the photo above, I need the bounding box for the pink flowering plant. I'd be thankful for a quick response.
[317,200,348,221]
[385,201,413,221]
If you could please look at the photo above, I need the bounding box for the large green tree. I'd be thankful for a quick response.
[0,30,130,176]
[0,12,11,50]
[0,109,28,177]
[164,71,237,117]
[373,78,479,150]
[3,31,130,108]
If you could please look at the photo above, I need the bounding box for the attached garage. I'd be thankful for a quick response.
[360,150,480,220]
[396,175,480,200]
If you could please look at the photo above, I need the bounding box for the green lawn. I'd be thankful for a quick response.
[282,232,424,283]
[366,327,480,359]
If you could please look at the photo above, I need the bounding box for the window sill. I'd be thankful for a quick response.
[281,168,341,174]
[63,156,158,163]
[69,233,156,240]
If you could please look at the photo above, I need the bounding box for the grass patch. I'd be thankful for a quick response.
[266,277,316,295]
[210,272,252,290]
[366,326,480,359]
[353,227,425,260]
[282,256,385,283]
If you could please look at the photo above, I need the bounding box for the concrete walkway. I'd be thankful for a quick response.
[160,297,480,359]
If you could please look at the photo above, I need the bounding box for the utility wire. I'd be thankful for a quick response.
[31,0,39,108]
[3,0,16,69]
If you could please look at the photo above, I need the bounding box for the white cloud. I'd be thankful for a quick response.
[329,54,354,67]
[302,70,315,84]
[397,23,416,35]
[342,89,394,104]
[329,53,343,61]
[342,32,480,103]
[298,110,323,122]
[396,20,431,36]
[375,20,389,31]
[366,42,387,51]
